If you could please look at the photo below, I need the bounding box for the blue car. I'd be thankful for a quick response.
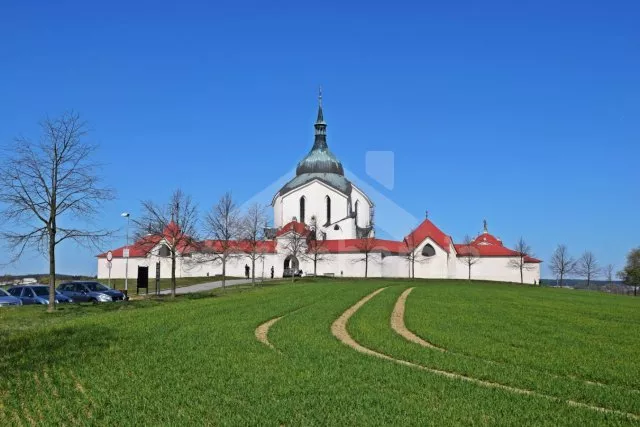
[57,281,127,303]
[0,288,22,307]
[7,285,73,305]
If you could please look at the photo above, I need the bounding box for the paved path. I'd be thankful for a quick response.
[158,278,271,295]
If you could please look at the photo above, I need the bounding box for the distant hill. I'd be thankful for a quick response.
[0,273,95,285]
[540,278,635,295]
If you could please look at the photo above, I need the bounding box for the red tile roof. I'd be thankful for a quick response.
[275,220,310,237]
[454,232,542,263]
[308,238,408,254]
[193,240,277,254]
[404,219,452,253]
[97,235,162,258]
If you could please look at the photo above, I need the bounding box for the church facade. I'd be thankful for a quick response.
[97,98,541,284]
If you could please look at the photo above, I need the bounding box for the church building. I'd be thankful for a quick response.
[98,96,541,284]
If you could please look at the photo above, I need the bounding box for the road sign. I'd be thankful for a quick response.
[106,250,113,261]
[123,248,129,258]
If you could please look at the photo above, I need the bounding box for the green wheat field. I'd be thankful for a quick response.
[1,279,639,426]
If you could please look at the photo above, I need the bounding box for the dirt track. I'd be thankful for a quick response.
[255,316,283,350]
[390,287,445,352]
[331,287,639,421]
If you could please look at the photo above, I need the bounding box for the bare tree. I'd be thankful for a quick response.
[281,224,308,282]
[240,203,268,286]
[0,112,114,312]
[604,264,615,286]
[303,216,331,276]
[403,232,431,279]
[576,251,600,288]
[458,235,480,280]
[204,192,241,291]
[137,189,198,297]
[549,244,576,286]
[508,237,534,284]
[351,237,379,278]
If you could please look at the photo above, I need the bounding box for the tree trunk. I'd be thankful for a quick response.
[171,253,176,297]
[365,254,368,278]
[251,257,256,286]
[222,257,226,291]
[314,257,317,275]
[48,231,56,313]
[468,264,471,281]
[520,262,523,284]
[560,272,564,287]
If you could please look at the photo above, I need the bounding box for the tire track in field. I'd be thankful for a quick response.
[332,287,640,422]
[391,288,446,352]
[255,316,284,350]
[393,287,640,395]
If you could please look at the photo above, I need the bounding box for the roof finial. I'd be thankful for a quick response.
[318,85,323,107]
[483,219,488,233]
[425,209,429,219]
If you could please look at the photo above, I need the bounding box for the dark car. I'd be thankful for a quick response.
[283,268,303,278]
[0,288,22,307]
[7,285,73,305]
[57,281,127,303]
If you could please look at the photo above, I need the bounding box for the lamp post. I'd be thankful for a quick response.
[121,212,130,296]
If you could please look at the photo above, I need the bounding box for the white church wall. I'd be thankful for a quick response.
[381,254,410,278]
[411,237,450,278]
[280,181,347,226]
[351,185,373,229]
[454,257,540,284]
[273,198,283,228]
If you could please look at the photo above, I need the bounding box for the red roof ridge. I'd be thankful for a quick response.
[404,219,451,253]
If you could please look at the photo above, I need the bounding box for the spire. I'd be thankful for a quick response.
[483,219,488,233]
[313,86,327,149]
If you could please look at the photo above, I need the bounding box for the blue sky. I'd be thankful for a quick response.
[0,0,638,277]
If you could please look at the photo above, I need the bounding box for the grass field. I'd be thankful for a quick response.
[1,279,639,425]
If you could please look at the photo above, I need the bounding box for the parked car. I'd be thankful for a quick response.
[283,268,303,278]
[0,288,22,307]
[7,285,73,305]
[57,281,127,303]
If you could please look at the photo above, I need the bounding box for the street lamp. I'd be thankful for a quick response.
[121,212,130,296]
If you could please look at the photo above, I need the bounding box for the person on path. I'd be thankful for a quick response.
[270,266,274,279]
[245,264,250,279]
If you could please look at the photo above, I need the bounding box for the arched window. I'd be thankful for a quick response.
[325,195,331,225]
[422,243,436,257]
[354,200,359,224]
[158,244,171,257]
[299,196,306,224]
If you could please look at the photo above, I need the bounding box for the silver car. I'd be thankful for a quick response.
[7,285,73,305]
[0,288,22,307]
[57,281,127,303]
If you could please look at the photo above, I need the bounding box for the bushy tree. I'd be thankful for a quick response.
[618,247,640,296]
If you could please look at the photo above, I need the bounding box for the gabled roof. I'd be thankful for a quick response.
[275,220,310,237]
[404,219,452,253]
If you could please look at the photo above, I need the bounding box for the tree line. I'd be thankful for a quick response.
[549,244,640,295]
